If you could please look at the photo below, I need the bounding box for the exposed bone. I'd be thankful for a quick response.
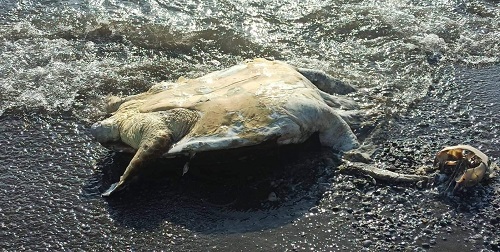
[435,144,492,190]
[435,145,489,167]
[341,162,430,184]
[454,162,488,190]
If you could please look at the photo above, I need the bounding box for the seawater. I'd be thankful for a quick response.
[0,0,499,250]
[1,0,498,117]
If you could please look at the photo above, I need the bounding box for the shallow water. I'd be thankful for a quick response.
[1,0,499,117]
[1,0,499,251]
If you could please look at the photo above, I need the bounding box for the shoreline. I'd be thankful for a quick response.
[0,65,499,250]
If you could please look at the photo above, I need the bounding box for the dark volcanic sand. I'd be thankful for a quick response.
[1,66,499,251]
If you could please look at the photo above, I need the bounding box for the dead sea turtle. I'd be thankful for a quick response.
[91,58,360,196]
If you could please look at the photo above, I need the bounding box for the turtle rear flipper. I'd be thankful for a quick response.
[297,68,356,95]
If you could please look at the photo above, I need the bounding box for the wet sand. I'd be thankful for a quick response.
[1,65,499,251]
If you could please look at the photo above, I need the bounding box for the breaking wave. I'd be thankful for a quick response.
[0,0,498,117]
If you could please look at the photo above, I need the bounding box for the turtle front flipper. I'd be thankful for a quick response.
[102,182,122,197]
[101,109,199,197]
[102,130,172,197]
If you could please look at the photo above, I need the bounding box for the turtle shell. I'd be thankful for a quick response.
[130,58,359,156]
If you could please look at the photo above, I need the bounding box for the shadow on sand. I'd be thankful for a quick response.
[82,134,342,234]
